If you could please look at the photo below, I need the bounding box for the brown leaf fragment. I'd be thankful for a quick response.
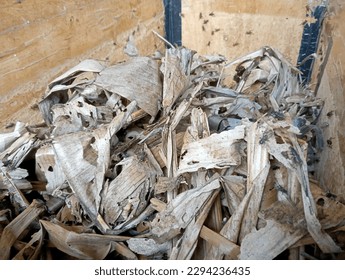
[108,204,156,235]
[227,97,262,119]
[40,220,136,260]
[240,200,307,260]
[201,226,240,260]
[0,199,45,260]
[169,83,203,131]
[310,182,345,230]
[165,127,178,179]
[56,195,82,223]
[185,107,210,142]
[48,59,105,90]
[51,96,100,136]
[194,192,223,259]
[93,101,138,210]
[12,227,44,260]
[143,143,163,176]
[207,163,270,260]
[154,176,179,195]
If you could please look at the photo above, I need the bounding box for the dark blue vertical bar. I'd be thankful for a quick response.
[163,0,182,46]
[297,5,327,85]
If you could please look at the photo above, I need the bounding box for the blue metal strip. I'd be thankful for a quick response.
[163,0,182,46]
[297,5,327,85]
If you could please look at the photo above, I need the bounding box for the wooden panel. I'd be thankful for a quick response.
[314,0,345,196]
[0,0,164,129]
[182,0,307,63]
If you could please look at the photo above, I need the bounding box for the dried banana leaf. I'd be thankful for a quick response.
[240,218,306,259]
[238,120,270,242]
[12,227,44,260]
[35,144,66,194]
[170,189,220,260]
[127,238,171,257]
[1,42,343,260]
[0,200,45,260]
[151,177,221,242]
[178,125,245,174]
[101,155,157,229]
[0,163,29,210]
[39,59,105,124]
[263,122,342,253]
[95,57,162,118]
[0,122,26,153]
[162,48,193,114]
[40,220,135,260]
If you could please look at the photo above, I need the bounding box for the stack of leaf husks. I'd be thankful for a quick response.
[1,45,345,260]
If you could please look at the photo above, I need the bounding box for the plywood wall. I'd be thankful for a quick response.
[182,0,307,63]
[0,0,164,129]
[314,0,345,197]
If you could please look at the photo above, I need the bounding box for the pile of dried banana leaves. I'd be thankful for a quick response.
[1,45,345,260]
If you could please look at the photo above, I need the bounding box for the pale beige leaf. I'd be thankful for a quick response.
[240,219,305,260]
[171,189,220,260]
[127,238,170,256]
[151,177,220,242]
[95,57,162,117]
[0,122,26,153]
[239,120,270,242]
[178,125,245,174]
[48,59,105,89]
[264,124,342,253]
[35,144,66,194]
[52,131,98,220]
[162,48,193,114]
[101,155,157,228]
[221,175,246,214]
